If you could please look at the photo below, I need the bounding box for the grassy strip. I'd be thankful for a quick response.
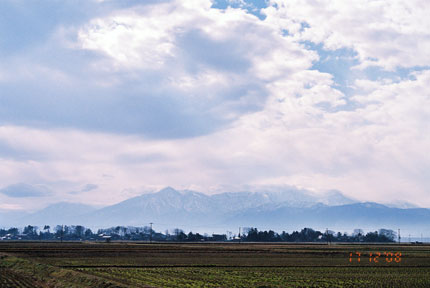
[0,254,127,288]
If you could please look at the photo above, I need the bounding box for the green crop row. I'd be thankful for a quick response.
[76,266,430,288]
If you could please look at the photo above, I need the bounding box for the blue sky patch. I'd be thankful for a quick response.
[211,0,269,20]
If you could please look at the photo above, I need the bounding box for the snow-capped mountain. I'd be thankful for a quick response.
[2,187,429,233]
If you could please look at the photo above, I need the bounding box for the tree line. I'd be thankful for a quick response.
[244,227,396,242]
[0,225,396,242]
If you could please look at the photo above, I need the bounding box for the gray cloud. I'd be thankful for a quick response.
[0,0,157,56]
[81,184,98,192]
[177,29,251,73]
[0,183,52,198]
[0,0,270,139]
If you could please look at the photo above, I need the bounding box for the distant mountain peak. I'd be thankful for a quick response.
[357,202,388,209]
[158,186,178,194]
[319,190,356,206]
[154,187,187,199]
[4,186,427,233]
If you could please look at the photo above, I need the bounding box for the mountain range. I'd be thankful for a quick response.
[1,187,429,234]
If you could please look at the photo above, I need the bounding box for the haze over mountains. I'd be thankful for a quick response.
[1,187,429,235]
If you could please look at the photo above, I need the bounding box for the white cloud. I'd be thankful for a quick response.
[77,0,315,78]
[209,69,430,204]
[78,1,214,70]
[265,0,430,70]
[1,65,429,208]
[50,0,320,136]
[0,203,23,211]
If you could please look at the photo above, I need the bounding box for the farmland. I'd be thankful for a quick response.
[0,242,429,287]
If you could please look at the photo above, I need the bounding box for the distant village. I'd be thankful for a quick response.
[0,225,398,243]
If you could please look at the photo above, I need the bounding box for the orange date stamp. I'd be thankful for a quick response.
[349,252,402,263]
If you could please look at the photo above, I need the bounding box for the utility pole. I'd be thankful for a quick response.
[149,222,153,243]
[239,227,241,244]
[398,229,401,244]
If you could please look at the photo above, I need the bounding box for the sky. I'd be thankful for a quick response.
[0,0,429,211]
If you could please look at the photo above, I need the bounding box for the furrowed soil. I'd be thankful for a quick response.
[0,242,429,287]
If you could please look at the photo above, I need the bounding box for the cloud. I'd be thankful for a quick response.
[81,184,98,192]
[0,0,316,138]
[0,183,52,198]
[264,0,430,71]
[0,203,23,211]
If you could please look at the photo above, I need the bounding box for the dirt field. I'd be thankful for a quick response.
[0,242,429,287]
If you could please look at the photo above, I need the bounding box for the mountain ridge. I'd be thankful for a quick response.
[2,187,428,234]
